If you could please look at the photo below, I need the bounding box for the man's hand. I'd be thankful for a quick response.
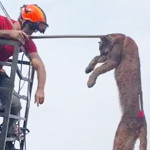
[35,89,45,106]
[28,53,46,107]
[9,30,29,44]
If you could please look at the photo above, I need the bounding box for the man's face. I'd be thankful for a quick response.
[99,40,112,55]
[22,20,48,35]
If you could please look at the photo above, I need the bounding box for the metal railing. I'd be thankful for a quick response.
[0,39,34,150]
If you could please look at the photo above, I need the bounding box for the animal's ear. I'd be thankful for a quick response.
[99,35,110,43]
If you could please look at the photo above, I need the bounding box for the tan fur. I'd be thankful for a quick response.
[85,33,147,150]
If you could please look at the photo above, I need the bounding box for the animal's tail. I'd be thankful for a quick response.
[137,61,147,150]
[139,117,147,150]
[138,92,147,150]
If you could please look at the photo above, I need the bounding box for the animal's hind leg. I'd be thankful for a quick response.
[113,119,138,150]
[139,119,147,150]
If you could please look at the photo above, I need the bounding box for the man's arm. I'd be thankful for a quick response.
[0,30,28,44]
[28,52,46,106]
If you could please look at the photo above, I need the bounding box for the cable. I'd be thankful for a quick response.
[0,1,14,29]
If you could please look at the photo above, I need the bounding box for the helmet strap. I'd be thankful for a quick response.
[18,16,24,29]
[18,16,28,30]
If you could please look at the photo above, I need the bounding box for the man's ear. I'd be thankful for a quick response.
[99,35,110,43]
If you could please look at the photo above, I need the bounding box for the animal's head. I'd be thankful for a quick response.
[98,35,113,63]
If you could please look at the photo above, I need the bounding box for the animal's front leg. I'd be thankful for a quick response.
[87,60,117,88]
[85,56,100,73]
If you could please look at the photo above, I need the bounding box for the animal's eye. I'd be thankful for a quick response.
[98,41,102,45]
[98,41,103,47]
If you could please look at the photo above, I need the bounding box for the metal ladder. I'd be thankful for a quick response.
[0,39,35,150]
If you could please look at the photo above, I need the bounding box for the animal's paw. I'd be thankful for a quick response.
[85,66,94,74]
[87,78,96,88]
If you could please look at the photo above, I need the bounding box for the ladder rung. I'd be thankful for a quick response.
[8,59,31,65]
[0,113,26,120]
[0,61,11,67]
[0,87,9,91]
[9,114,26,120]
[18,95,28,101]
[13,92,28,101]
[6,136,24,141]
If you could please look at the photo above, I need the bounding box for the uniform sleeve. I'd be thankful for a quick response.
[24,39,37,54]
[0,15,5,29]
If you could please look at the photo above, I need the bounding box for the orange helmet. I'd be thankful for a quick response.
[20,4,48,33]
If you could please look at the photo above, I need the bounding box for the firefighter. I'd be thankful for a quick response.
[0,4,48,149]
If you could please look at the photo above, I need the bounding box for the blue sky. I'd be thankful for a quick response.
[1,0,150,149]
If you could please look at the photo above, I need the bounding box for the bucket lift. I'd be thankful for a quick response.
[0,39,35,150]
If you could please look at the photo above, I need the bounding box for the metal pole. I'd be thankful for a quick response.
[30,35,103,39]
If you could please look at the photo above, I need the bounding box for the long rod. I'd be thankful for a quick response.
[0,2,102,40]
[30,35,102,39]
